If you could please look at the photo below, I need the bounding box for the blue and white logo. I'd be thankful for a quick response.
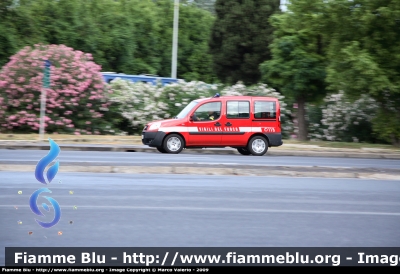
[29,138,61,228]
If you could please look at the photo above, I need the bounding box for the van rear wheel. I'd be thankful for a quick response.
[237,148,251,155]
[248,136,268,156]
[163,134,184,154]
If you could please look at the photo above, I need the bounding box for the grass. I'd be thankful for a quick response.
[0,133,399,151]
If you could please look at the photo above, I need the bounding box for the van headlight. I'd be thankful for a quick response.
[148,122,161,131]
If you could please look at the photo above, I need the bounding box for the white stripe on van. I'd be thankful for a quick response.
[239,127,252,132]
[158,126,276,133]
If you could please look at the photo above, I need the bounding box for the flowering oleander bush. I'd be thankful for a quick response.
[0,44,114,135]
[108,79,217,132]
[107,78,169,132]
[160,80,218,117]
[308,91,378,142]
[109,79,293,138]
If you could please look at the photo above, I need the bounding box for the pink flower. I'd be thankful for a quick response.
[0,43,109,134]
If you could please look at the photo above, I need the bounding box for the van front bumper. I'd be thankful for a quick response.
[141,131,166,147]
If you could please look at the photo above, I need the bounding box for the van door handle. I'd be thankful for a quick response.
[214,122,221,126]
[225,122,232,126]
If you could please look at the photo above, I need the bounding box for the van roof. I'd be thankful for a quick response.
[195,95,279,102]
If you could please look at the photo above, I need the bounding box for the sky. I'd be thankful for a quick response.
[280,0,289,11]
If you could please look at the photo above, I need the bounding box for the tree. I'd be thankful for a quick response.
[260,0,326,141]
[42,0,158,75]
[0,1,18,67]
[315,0,400,145]
[155,0,217,82]
[0,0,218,83]
[209,0,280,85]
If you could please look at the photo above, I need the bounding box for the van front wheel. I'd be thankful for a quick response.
[163,134,184,154]
[248,136,268,156]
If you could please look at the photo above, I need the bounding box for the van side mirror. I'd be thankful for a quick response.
[189,116,193,121]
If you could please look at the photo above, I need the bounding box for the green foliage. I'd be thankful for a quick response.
[371,93,400,146]
[209,0,280,85]
[0,0,217,82]
[0,0,30,67]
[260,33,326,102]
[318,0,400,96]
[312,0,400,145]
[155,0,217,82]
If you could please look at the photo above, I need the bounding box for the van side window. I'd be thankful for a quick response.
[254,101,276,120]
[227,101,250,118]
[192,102,221,121]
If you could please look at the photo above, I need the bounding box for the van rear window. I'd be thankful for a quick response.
[254,101,276,120]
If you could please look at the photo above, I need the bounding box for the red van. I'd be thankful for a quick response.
[141,94,283,156]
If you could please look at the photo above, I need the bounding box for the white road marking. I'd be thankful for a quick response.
[0,160,355,168]
[2,205,397,216]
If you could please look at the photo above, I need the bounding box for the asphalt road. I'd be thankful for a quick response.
[1,149,400,169]
[1,172,400,265]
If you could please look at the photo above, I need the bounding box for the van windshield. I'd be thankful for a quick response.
[175,101,198,119]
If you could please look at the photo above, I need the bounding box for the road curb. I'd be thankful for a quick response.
[1,165,399,180]
[2,144,400,159]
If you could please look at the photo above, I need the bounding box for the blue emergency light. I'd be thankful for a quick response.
[213,93,220,98]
